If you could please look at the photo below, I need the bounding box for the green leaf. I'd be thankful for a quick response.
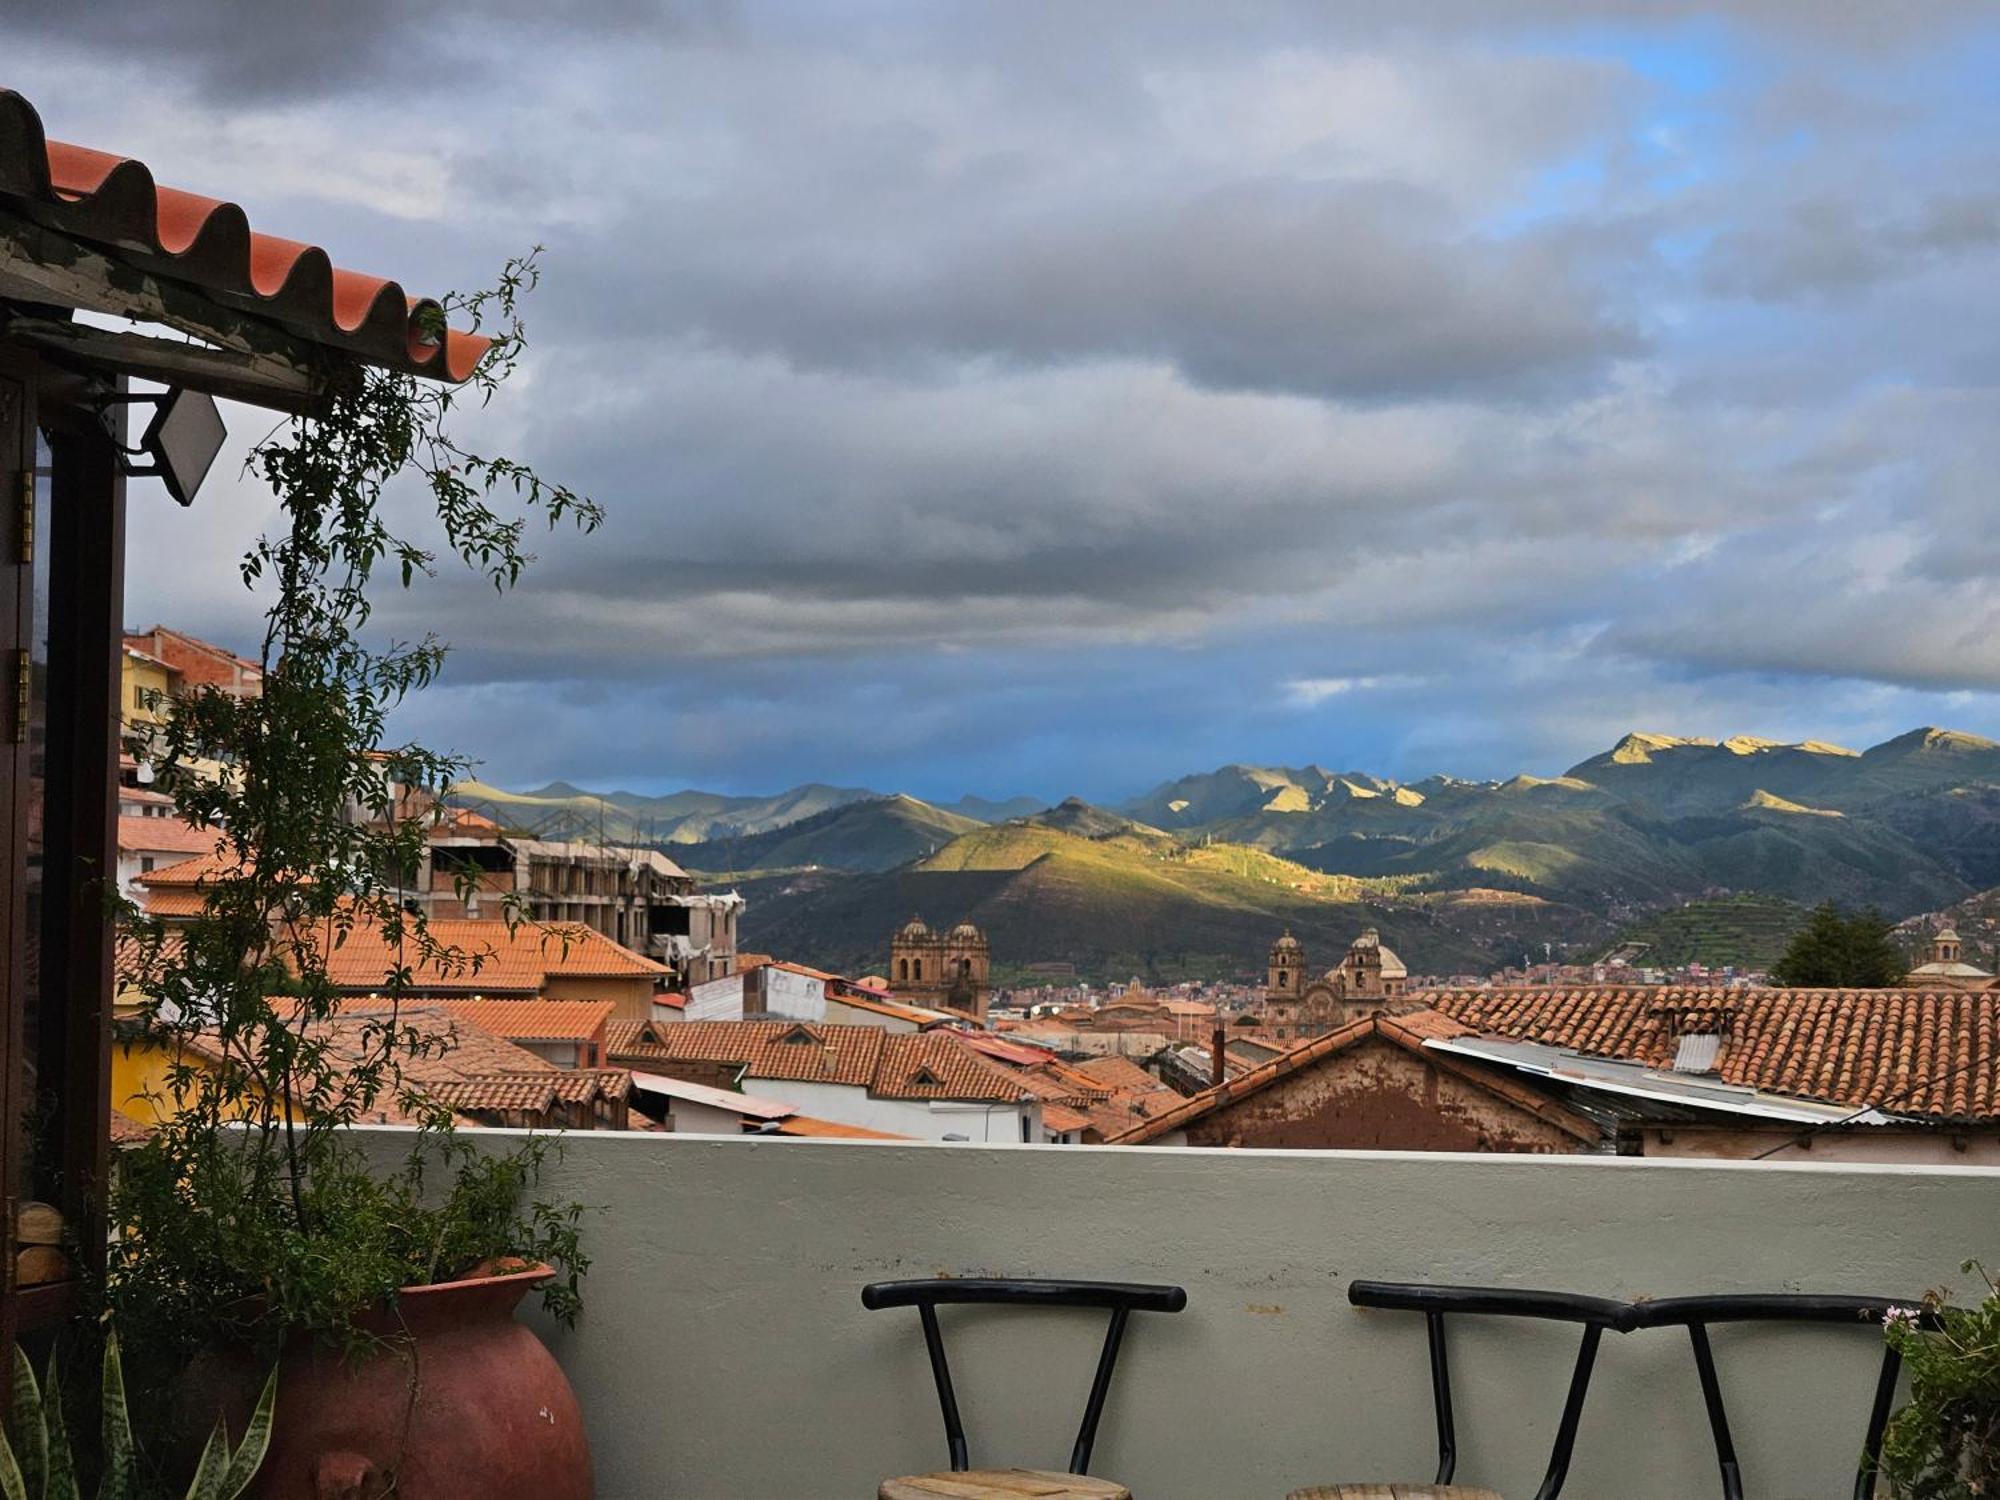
[183,1419,229,1500]
[42,1349,78,1500]
[217,1363,278,1500]
[9,1346,45,1499]
[0,1428,27,1500]
[100,1333,134,1500]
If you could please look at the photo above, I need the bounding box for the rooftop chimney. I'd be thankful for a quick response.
[1210,1025,1227,1090]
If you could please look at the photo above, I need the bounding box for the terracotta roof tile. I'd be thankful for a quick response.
[504,1068,631,1105]
[114,928,184,991]
[138,888,208,918]
[359,997,616,1044]
[117,816,222,858]
[317,917,665,994]
[1429,986,2000,1122]
[772,1115,912,1140]
[874,1033,1034,1103]
[1043,1104,1092,1135]
[0,89,489,382]
[1072,1056,1167,1096]
[135,850,239,888]
[607,1022,1028,1103]
[630,1020,885,1087]
[604,1019,667,1060]
[164,1005,556,1127]
[429,1077,559,1114]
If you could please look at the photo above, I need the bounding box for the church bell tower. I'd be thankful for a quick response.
[1267,931,1304,1000]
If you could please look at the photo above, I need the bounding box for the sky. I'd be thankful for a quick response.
[12,2,2000,804]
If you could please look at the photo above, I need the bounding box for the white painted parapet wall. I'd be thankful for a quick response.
[362,1131,1995,1500]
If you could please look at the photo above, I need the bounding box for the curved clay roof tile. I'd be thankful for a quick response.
[2,89,489,383]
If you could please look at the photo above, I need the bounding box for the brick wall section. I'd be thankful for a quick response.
[1178,1032,1589,1153]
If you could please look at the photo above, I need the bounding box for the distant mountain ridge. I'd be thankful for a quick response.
[679,794,984,874]
[454,728,2000,978]
[448,778,1028,846]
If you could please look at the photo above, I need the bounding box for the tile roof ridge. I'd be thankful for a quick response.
[0,88,491,383]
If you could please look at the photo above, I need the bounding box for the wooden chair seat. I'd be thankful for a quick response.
[881,1469,1132,1499]
[1287,1486,1504,1499]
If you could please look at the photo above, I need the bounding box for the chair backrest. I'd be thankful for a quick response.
[1351,1282,1930,1500]
[1347,1280,1632,1500]
[861,1276,1188,1476]
[1627,1293,1928,1500]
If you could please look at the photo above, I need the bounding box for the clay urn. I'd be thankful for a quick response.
[233,1262,593,1500]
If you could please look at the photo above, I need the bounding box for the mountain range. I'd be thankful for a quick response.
[449,727,2000,980]
[448,777,1037,846]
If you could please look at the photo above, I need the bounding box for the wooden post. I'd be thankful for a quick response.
[40,404,121,1281]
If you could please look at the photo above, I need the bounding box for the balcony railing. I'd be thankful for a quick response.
[351,1129,1994,1499]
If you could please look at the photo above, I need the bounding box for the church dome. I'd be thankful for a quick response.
[898,916,932,940]
[1271,931,1302,953]
[949,921,985,942]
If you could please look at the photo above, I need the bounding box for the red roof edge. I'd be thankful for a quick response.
[0,87,491,383]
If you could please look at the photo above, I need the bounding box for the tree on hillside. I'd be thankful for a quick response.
[1770,902,1906,987]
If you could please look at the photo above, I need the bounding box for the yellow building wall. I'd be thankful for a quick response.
[122,654,175,737]
[543,975,659,1022]
[111,1033,280,1125]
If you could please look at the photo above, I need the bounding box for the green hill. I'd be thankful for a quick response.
[679,794,982,874]
[739,821,1604,984]
[1596,895,1809,970]
[1124,728,1993,918]
[461,724,2000,978]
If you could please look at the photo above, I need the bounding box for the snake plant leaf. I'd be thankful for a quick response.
[184,1419,229,1500]
[9,1346,44,1498]
[216,1362,277,1500]
[0,1428,26,1500]
[101,1332,134,1500]
[41,1349,78,1500]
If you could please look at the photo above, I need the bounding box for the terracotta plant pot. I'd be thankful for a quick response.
[232,1263,594,1500]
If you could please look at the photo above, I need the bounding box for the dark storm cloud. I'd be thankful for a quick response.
[2,0,740,98]
[16,0,2000,793]
[627,180,1639,401]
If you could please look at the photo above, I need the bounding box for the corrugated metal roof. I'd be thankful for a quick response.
[627,1071,795,1120]
[0,86,488,382]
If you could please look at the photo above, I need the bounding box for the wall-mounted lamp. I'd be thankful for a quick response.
[95,386,228,507]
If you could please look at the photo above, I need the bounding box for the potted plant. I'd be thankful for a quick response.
[110,255,603,1500]
[0,1336,276,1500]
[1880,1265,2000,1498]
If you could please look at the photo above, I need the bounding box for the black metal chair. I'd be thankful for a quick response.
[1629,1293,1927,1500]
[860,1276,1188,1500]
[1287,1281,1635,1500]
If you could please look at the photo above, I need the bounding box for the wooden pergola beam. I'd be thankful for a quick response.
[0,208,356,413]
[0,312,340,416]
